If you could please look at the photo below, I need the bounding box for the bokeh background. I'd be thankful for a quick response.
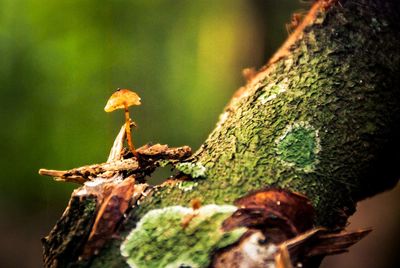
[0,0,398,267]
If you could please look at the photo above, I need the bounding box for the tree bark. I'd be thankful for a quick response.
[40,0,400,267]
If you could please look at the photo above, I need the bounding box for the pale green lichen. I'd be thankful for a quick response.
[175,162,207,178]
[120,205,245,268]
[276,122,320,172]
[258,78,288,104]
[177,181,198,192]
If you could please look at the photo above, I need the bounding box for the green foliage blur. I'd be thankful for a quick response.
[0,0,303,266]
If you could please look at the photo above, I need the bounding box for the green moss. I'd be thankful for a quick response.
[276,122,320,172]
[120,205,245,268]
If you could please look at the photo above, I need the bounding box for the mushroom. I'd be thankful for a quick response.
[105,88,141,157]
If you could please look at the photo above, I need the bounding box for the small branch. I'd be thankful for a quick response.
[38,159,140,183]
[39,123,192,184]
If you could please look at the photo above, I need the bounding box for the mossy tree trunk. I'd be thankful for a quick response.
[41,0,400,267]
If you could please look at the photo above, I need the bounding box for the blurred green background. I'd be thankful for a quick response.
[0,1,398,267]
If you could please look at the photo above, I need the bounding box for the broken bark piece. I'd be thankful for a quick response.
[275,228,372,267]
[42,194,98,268]
[80,177,148,259]
[215,189,316,267]
[275,244,294,268]
[43,175,151,265]
[222,188,315,236]
[107,124,127,163]
[305,228,372,257]
[213,227,371,268]
[215,189,371,268]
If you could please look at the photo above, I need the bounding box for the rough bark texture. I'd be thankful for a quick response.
[42,0,400,267]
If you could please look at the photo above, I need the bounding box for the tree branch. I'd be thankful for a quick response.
[39,0,400,267]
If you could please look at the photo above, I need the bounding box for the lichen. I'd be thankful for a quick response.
[177,181,199,192]
[175,162,207,178]
[276,122,320,172]
[120,205,245,268]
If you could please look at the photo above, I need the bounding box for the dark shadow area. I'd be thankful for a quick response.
[146,165,176,186]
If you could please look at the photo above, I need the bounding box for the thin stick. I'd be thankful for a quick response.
[124,105,138,158]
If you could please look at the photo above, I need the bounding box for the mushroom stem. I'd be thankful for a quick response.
[124,105,138,158]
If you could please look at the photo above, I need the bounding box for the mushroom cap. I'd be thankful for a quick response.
[104,88,141,112]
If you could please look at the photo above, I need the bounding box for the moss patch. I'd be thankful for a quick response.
[120,205,245,268]
[276,122,320,172]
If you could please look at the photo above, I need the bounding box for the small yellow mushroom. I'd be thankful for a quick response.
[105,88,141,157]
